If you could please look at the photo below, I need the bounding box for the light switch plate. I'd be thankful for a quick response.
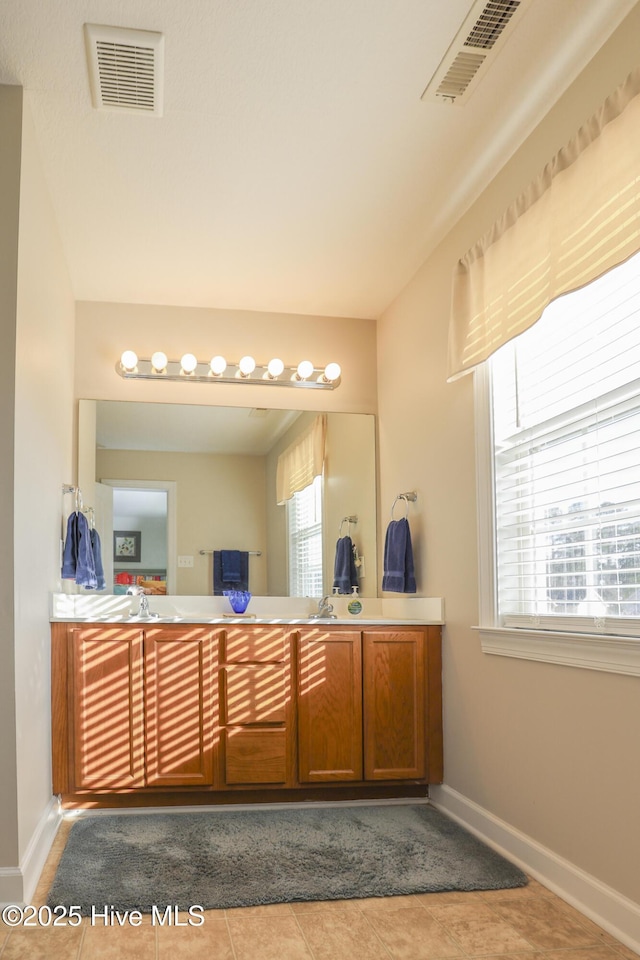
[177,555,194,568]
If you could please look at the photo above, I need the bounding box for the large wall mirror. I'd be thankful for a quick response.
[77,400,377,598]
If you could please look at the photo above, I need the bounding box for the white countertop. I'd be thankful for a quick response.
[50,593,445,626]
[51,616,437,626]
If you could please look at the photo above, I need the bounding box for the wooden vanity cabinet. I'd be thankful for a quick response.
[52,621,442,805]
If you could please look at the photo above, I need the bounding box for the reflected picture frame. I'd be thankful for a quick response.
[113,530,141,563]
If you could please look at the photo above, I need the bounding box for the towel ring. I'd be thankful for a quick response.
[339,516,358,536]
[63,484,83,514]
[390,492,417,520]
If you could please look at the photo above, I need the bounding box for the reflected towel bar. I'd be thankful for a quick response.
[199,549,262,556]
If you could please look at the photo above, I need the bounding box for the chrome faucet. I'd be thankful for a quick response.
[310,596,337,619]
[126,585,158,619]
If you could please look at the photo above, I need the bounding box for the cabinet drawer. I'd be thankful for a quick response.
[223,627,287,663]
[223,665,287,723]
[224,729,287,784]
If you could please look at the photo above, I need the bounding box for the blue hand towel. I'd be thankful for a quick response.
[61,512,79,579]
[382,518,416,593]
[90,528,106,591]
[62,511,98,589]
[74,512,98,589]
[213,551,249,595]
[221,549,242,582]
[333,536,359,594]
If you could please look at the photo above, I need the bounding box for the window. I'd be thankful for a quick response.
[488,250,640,639]
[288,475,323,597]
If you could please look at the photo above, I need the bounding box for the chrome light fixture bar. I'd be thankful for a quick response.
[116,352,342,389]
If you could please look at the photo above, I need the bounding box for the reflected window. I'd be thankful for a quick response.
[288,475,323,597]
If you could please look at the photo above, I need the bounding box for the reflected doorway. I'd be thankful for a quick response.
[100,479,177,594]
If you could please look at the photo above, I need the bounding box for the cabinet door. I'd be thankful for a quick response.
[298,630,362,781]
[144,627,216,786]
[363,631,425,780]
[69,626,145,790]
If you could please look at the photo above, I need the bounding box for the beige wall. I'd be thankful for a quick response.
[377,6,640,906]
[74,301,377,416]
[97,449,268,596]
[0,85,22,876]
[4,91,75,885]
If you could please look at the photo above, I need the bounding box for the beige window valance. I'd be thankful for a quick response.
[276,414,326,504]
[448,66,640,380]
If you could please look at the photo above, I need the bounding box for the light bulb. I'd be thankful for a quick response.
[296,360,314,380]
[267,358,285,379]
[120,350,138,372]
[209,355,227,376]
[238,355,256,376]
[151,351,168,373]
[323,362,341,382]
[180,353,198,374]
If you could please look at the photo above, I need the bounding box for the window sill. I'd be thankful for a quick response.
[474,626,640,677]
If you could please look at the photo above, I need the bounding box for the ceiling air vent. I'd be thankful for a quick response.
[84,24,164,116]
[421,0,531,105]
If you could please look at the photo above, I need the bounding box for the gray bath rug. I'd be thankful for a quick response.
[47,803,527,913]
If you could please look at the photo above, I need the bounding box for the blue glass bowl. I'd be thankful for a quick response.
[223,590,252,614]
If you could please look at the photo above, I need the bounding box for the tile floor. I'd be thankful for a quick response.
[1,819,637,960]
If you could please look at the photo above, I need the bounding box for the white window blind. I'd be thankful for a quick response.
[288,475,323,598]
[491,249,640,635]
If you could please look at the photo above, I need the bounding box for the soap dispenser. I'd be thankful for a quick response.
[347,585,362,616]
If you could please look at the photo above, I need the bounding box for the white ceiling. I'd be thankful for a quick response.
[96,400,302,454]
[1,0,637,319]
[113,488,167,521]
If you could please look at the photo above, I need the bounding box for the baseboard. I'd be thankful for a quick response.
[21,796,62,903]
[430,784,640,954]
[0,796,62,906]
[61,795,431,819]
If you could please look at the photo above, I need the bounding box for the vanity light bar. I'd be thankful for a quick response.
[116,353,342,389]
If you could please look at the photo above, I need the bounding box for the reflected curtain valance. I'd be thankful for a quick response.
[276,414,326,504]
[448,66,640,380]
